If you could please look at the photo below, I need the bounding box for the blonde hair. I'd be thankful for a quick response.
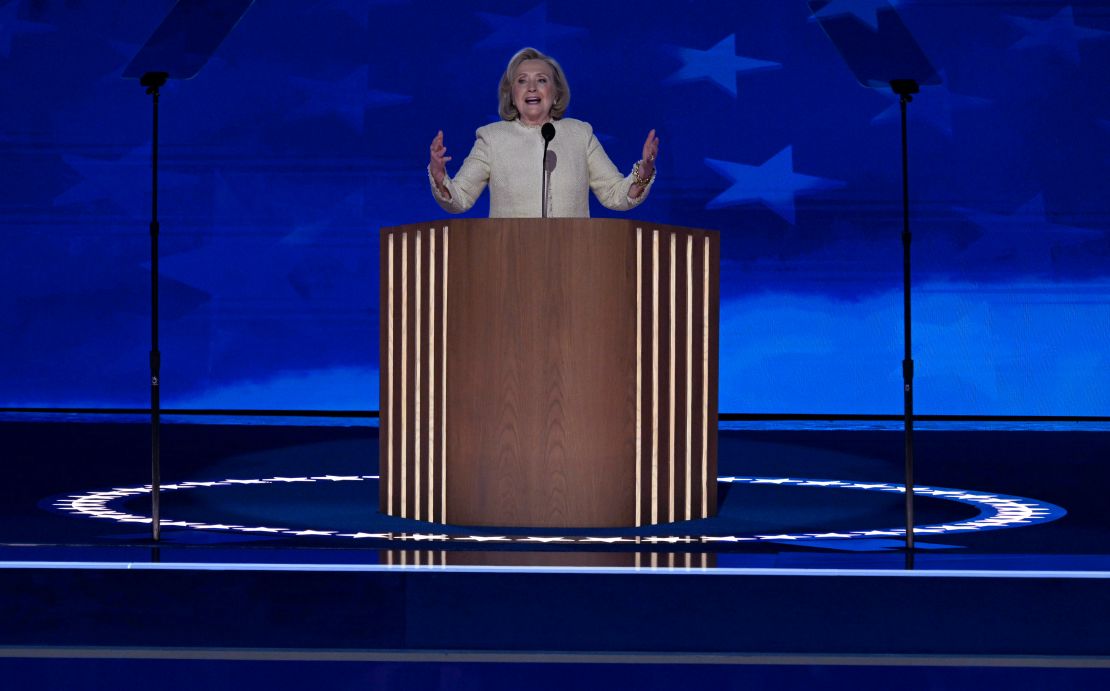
[498,47,571,121]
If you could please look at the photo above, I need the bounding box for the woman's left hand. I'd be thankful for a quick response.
[640,129,659,176]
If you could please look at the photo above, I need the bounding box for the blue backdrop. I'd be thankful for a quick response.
[1,0,1108,415]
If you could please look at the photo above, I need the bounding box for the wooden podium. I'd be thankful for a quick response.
[380,219,718,528]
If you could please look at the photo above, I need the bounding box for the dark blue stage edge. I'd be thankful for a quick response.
[1,566,1110,658]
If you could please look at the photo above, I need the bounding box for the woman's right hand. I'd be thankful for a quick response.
[429,130,451,186]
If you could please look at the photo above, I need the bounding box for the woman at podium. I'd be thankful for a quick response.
[428,47,659,218]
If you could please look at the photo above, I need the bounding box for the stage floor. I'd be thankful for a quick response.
[2,415,1108,572]
[3,415,1110,686]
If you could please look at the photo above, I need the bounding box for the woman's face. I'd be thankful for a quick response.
[511,59,556,126]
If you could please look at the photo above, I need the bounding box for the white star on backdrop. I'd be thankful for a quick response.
[955,194,1103,271]
[53,145,194,214]
[665,34,780,97]
[1008,6,1110,64]
[289,67,409,132]
[474,2,585,50]
[705,146,846,223]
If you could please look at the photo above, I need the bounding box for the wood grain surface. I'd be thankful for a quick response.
[380,219,718,529]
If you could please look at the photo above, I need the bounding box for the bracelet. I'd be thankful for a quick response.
[427,165,450,198]
[632,160,656,187]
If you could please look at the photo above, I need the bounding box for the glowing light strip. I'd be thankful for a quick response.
[428,228,436,523]
[635,227,642,527]
[702,236,709,517]
[442,226,448,522]
[53,476,1066,546]
[651,230,659,525]
[669,233,676,523]
[387,233,394,515]
[415,230,422,521]
[685,234,693,521]
[400,234,408,518]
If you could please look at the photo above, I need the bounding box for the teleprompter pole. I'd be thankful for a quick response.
[892,78,918,554]
[142,71,168,543]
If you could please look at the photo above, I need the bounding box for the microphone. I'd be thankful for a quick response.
[541,123,555,218]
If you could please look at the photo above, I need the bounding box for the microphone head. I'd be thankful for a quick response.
[541,122,556,143]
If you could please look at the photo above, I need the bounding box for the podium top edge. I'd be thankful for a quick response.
[380,219,719,236]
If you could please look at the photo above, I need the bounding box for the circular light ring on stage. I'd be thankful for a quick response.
[51,476,1066,545]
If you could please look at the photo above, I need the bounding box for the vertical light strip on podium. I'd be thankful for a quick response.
[637,227,716,525]
[651,230,660,525]
[400,234,408,518]
[386,233,394,515]
[668,233,676,523]
[382,225,449,523]
[427,230,435,522]
[414,230,422,521]
[686,234,693,521]
[702,235,710,518]
[635,228,643,527]
[441,226,448,523]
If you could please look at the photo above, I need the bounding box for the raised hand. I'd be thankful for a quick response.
[640,129,659,177]
[429,130,452,186]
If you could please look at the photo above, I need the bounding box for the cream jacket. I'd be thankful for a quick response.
[430,118,652,218]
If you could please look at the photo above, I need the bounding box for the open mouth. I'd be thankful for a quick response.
[525,97,541,105]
